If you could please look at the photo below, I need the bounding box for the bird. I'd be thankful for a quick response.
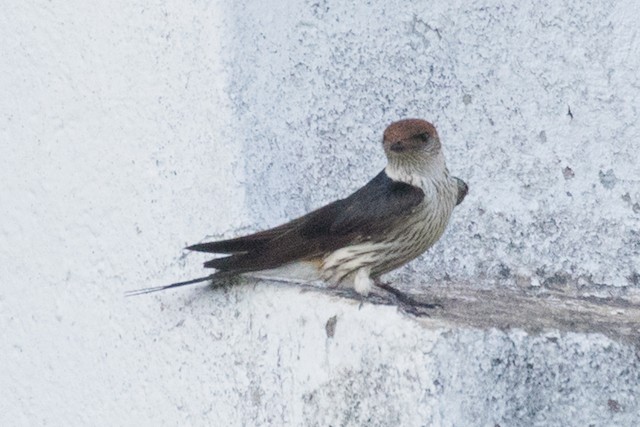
[127,119,468,309]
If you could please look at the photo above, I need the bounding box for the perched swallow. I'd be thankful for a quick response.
[127,119,468,303]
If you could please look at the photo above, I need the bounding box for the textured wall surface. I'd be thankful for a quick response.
[224,0,640,293]
[1,0,639,426]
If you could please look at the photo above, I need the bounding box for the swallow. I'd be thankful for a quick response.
[127,119,468,308]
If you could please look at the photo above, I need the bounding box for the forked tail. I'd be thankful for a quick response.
[125,272,235,297]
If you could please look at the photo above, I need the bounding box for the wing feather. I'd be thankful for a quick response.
[191,171,424,274]
[454,177,468,206]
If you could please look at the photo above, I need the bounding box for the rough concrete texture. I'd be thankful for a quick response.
[1,0,639,426]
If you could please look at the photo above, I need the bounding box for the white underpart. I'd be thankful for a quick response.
[322,243,389,273]
[249,261,321,283]
[353,266,374,296]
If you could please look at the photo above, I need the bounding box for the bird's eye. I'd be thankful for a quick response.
[417,133,430,142]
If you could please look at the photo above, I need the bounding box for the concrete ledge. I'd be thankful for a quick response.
[119,281,640,426]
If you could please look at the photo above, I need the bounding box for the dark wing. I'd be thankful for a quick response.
[328,171,425,236]
[454,177,468,205]
[188,170,424,274]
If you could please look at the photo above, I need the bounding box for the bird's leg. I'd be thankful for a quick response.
[353,267,381,309]
[373,278,442,315]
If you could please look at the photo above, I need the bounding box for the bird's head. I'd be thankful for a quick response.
[382,119,445,179]
[382,119,441,159]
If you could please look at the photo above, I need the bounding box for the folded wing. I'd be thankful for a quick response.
[188,171,425,275]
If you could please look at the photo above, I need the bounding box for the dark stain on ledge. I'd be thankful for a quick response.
[325,315,338,338]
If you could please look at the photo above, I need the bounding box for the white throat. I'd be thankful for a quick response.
[384,152,449,189]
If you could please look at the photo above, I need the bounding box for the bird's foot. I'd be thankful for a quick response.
[307,282,440,315]
[373,280,442,316]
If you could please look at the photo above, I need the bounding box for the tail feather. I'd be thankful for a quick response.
[187,240,259,254]
[203,254,256,270]
[125,272,235,297]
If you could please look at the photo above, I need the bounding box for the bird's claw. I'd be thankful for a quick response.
[373,281,442,316]
[313,282,441,316]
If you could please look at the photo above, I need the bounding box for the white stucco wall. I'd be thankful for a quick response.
[1,1,639,426]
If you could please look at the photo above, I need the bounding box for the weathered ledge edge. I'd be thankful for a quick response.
[283,280,640,346]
